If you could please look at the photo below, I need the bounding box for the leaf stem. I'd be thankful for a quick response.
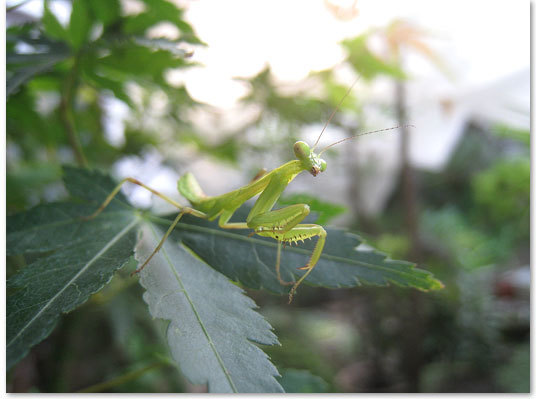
[60,52,88,167]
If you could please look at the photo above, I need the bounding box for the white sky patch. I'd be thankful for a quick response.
[102,96,129,147]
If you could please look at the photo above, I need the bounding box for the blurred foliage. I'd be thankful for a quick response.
[495,343,530,393]
[240,67,327,126]
[472,158,529,237]
[370,121,529,392]
[492,124,530,147]
[7,0,205,212]
[278,369,329,393]
[341,35,405,80]
[278,193,347,225]
[421,207,514,269]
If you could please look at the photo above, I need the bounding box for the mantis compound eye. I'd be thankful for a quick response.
[293,141,311,160]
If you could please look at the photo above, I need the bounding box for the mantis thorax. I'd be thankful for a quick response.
[293,141,327,177]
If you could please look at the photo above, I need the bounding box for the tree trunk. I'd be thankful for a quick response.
[395,81,420,256]
[395,80,424,392]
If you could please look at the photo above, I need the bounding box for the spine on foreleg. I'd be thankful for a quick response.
[178,172,206,206]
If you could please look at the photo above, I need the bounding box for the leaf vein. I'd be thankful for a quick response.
[148,224,239,393]
[7,218,139,348]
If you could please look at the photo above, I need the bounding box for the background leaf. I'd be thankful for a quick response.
[69,0,92,50]
[278,369,329,393]
[6,168,139,369]
[342,35,406,80]
[42,1,67,41]
[137,222,284,393]
[87,0,121,27]
[123,0,200,44]
[6,37,70,97]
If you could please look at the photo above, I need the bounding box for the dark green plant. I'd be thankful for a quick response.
[7,167,442,392]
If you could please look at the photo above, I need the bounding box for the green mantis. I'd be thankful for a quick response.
[85,89,408,303]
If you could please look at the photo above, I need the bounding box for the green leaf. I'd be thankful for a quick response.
[7,25,71,97]
[342,35,406,80]
[7,46,70,96]
[278,369,329,393]
[87,0,121,27]
[162,212,443,295]
[69,0,92,50]
[7,58,60,96]
[42,1,67,41]
[83,70,133,106]
[6,168,139,369]
[122,0,201,44]
[97,45,187,83]
[137,223,284,393]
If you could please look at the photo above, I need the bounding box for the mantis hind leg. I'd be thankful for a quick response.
[275,241,293,287]
[282,225,327,303]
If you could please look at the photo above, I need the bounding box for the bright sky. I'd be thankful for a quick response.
[176,0,529,108]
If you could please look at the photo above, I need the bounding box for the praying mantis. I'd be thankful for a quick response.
[85,84,409,303]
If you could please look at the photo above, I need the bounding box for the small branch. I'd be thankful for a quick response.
[7,0,33,13]
[60,52,88,167]
[77,361,167,393]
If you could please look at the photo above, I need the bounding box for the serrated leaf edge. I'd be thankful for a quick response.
[145,222,240,393]
[147,214,442,290]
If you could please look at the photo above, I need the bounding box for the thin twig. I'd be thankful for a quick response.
[60,52,88,167]
[77,361,167,393]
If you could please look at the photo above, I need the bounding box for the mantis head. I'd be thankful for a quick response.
[293,141,327,176]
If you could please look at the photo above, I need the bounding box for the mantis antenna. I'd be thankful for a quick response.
[311,76,361,151]
[318,124,415,155]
